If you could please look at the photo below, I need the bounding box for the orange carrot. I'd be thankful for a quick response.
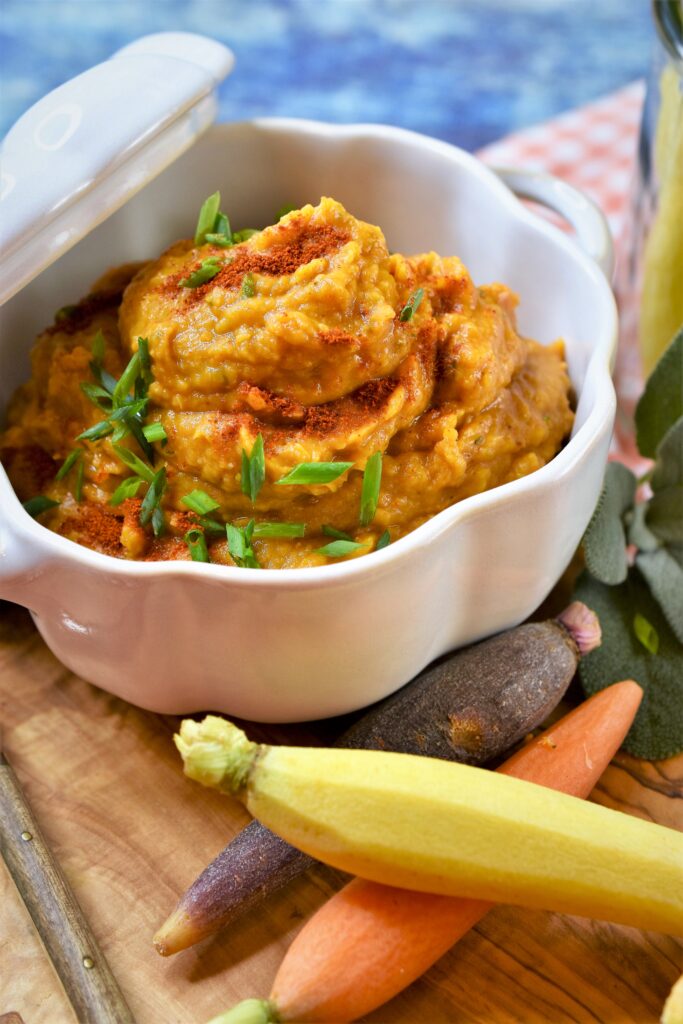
[259,681,643,1024]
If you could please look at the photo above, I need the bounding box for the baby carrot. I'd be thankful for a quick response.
[208,681,644,1024]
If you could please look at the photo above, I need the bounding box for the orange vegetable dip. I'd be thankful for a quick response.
[0,198,573,568]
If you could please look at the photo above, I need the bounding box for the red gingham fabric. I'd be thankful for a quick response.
[477,82,646,470]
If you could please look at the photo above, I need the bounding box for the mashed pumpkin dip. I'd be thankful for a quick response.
[0,196,573,569]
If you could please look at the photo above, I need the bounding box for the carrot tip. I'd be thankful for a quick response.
[557,601,601,655]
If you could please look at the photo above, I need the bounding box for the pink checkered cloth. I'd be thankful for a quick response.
[477,82,646,469]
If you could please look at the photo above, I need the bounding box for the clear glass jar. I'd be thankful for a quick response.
[631,0,683,374]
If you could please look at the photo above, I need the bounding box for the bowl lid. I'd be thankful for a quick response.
[0,32,234,306]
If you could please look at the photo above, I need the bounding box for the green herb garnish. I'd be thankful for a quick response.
[226,520,260,569]
[359,452,382,527]
[241,434,266,502]
[109,476,146,506]
[277,461,354,486]
[56,449,84,501]
[76,420,114,442]
[276,203,297,221]
[322,524,355,542]
[22,495,60,518]
[232,228,259,243]
[113,445,155,483]
[185,528,210,563]
[81,336,155,461]
[252,522,306,538]
[376,529,391,550]
[194,191,222,245]
[317,539,367,558]
[573,327,683,759]
[182,490,221,516]
[139,466,167,537]
[399,287,424,323]
[179,257,223,289]
[142,422,167,444]
[241,273,256,298]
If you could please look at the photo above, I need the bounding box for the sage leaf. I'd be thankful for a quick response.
[651,417,683,492]
[636,548,683,643]
[646,485,683,544]
[635,328,683,458]
[626,502,660,552]
[575,569,683,760]
[583,462,637,584]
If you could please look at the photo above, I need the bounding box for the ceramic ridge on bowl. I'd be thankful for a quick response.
[0,117,618,722]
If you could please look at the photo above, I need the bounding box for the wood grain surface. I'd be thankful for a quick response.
[0,599,681,1024]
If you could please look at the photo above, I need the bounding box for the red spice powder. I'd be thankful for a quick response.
[175,224,351,302]
[65,502,124,556]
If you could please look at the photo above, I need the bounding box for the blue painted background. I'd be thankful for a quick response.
[1,0,652,150]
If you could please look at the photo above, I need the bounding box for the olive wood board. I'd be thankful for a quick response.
[0,600,681,1024]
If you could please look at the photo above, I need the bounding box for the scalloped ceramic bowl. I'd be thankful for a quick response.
[0,38,617,721]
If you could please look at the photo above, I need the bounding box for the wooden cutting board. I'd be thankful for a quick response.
[1,599,681,1024]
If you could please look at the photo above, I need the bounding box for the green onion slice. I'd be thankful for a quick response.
[185,528,210,563]
[142,422,167,443]
[277,462,354,486]
[376,529,391,550]
[322,524,355,542]
[241,433,266,503]
[399,287,425,323]
[359,451,382,527]
[180,257,223,289]
[633,612,659,655]
[139,467,167,535]
[76,420,114,442]
[252,522,306,538]
[317,539,366,558]
[55,449,82,481]
[194,191,221,245]
[232,228,259,243]
[226,521,260,569]
[113,445,155,483]
[182,489,221,516]
[109,475,145,506]
[241,272,256,298]
[23,496,59,518]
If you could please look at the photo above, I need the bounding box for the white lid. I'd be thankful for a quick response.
[0,32,234,306]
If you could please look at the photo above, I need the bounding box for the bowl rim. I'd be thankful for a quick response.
[0,116,618,590]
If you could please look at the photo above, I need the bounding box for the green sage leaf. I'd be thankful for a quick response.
[635,327,683,458]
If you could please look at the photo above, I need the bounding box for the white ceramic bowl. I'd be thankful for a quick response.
[0,118,617,721]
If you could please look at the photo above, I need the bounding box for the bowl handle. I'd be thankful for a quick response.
[492,167,615,280]
[0,512,52,611]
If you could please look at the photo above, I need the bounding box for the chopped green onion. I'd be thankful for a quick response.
[205,233,233,248]
[317,539,366,558]
[399,287,425,323]
[276,203,297,221]
[252,522,306,538]
[194,191,221,245]
[113,445,155,483]
[55,449,82,481]
[76,420,114,442]
[185,528,210,563]
[112,351,141,406]
[197,515,225,535]
[359,452,382,527]
[241,273,256,298]
[241,433,266,503]
[226,521,260,569]
[109,398,149,421]
[80,382,114,410]
[23,496,59,518]
[322,524,355,542]
[140,467,167,535]
[182,490,221,516]
[376,529,391,550]
[142,422,167,443]
[633,612,659,655]
[277,461,354,486]
[109,475,145,506]
[232,228,259,243]
[179,257,223,289]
